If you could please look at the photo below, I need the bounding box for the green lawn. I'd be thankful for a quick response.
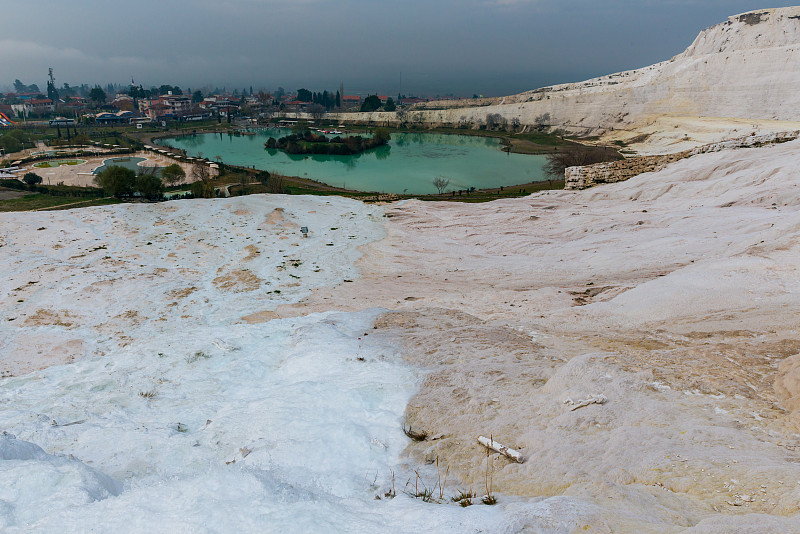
[32,159,87,168]
[0,194,119,212]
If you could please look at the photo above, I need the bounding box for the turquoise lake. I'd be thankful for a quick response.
[163,129,549,194]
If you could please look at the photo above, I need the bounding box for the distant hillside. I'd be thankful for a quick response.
[340,7,800,153]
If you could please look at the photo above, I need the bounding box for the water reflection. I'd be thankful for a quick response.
[179,134,205,148]
[166,130,547,194]
[374,145,391,160]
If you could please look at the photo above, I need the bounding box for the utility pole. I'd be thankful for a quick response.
[47,67,58,107]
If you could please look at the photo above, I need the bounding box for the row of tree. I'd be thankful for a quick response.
[8,79,132,101]
[127,84,184,100]
[360,95,396,112]
[296,88,341,110]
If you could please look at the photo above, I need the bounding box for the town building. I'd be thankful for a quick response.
[11,99,55,118]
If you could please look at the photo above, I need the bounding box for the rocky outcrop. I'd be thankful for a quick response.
[565,152,692,190]
[565,130,800,189]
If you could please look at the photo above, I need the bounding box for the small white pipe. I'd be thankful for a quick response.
[477,435,524,463]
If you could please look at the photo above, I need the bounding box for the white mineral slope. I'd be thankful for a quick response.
[4,139,800,531]
[341,7,800,154]
[1,194,643,532]
[0,195,384,376]
[280,140,800,531]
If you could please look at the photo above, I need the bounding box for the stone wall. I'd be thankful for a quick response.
[565,131,800,190]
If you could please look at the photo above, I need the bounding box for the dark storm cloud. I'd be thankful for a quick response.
[3,0,798,96]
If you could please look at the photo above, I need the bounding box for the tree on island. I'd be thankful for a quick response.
[291,120,311,135]
[372,127,390,145]
[266,127,390,156]
[192,90,204,103]
[297,88,312,102]
[384,97,396,112]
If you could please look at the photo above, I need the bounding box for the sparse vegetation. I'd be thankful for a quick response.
[186,351,211,363]
[485,113,507,131]
[402,424,427,441]
[482,435,497,505]
[190,160,215,198]
[266,127,390,156]
[543,144,621,178]
[432,176,450,194]
[408,471,437,502]
[534,112,551,131]
[452,489,475,507]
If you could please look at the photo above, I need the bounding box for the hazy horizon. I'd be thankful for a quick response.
[3,1,798,98]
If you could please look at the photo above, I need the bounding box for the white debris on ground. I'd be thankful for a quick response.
[563,394,607,411]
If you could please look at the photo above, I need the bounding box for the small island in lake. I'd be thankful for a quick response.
[265,126,390,155]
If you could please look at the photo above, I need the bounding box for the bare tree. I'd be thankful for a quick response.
[137,163,159,176]
[191,160,215,198]
[432,176,450,194]
[237,173,251,195]
[256,90,272,105]
[395,108,408,127]
[307,103,326,121]
[485,113,502,130]
[534,113,551,131]
[266,174,285,194]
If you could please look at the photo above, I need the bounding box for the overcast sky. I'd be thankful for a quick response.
[3,1,798,97]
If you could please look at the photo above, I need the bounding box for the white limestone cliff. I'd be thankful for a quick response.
[337,7,800,153]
